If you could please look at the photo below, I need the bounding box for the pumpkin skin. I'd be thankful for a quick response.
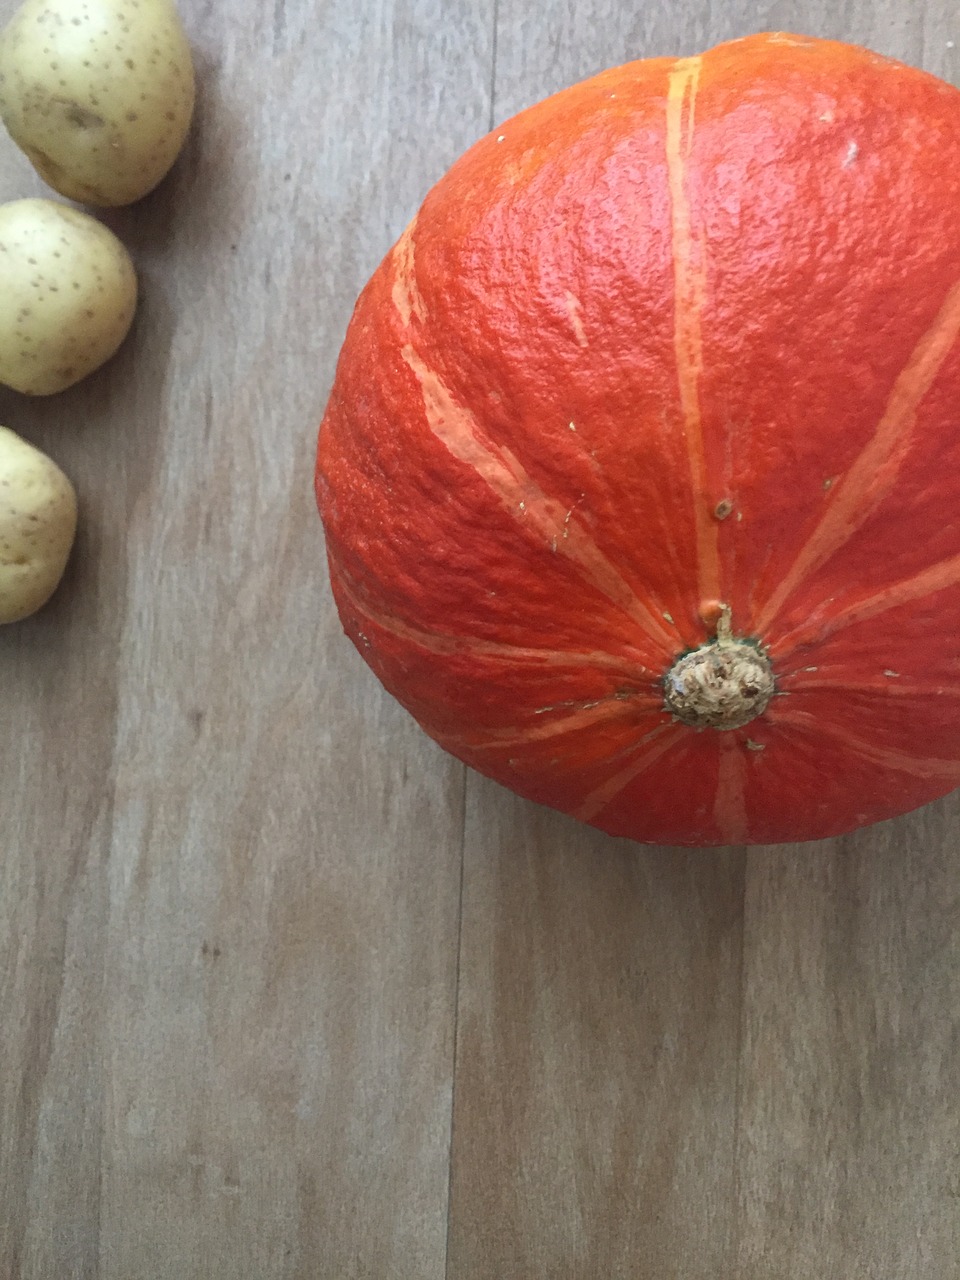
[316,32,960,846]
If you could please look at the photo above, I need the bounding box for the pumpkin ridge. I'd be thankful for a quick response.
[331,559,647,676]
[399,342,677,653]
[666,53,721,605]
[714,736,749,844]
[757,276,960,635]
[771,544,960,655]
[574,722,682,823]
[767,706,960,782]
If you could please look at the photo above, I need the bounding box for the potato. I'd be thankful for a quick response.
[0,0,195,207]
[0,426,78,623]
[0,198,137,395]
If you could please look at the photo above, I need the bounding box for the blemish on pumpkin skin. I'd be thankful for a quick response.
[564,291,589,348]
[766,33,817,46]
[534,697,602,715]
[883,669,900,678]
[714,498,734,520]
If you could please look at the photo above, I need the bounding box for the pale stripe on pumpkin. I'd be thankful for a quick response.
[331,560,649,677]
[757,276,960,636]
[778,674,960,698]
[772,543,960,655]
[443,692,660,752]
[391,216,427,328]
[666,54,722,606]
[714,736,749,845]
[574,722,683,823]
[767,706,960,782]
[400,343,676,654]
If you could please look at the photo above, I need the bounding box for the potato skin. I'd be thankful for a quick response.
[0,198,137,395]
[0,0,195,207]
[0,426,78,623]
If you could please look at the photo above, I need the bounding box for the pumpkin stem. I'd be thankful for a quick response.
[714,603,735,646]
[663,605,774,731]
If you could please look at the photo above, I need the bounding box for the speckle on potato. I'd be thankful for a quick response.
[0,197,138,396]
[0,0,195,207]
[0,425,78,623]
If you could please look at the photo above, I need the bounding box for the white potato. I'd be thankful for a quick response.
[0,198,137,396]
[0,426,78,623]
[0,0,195,207]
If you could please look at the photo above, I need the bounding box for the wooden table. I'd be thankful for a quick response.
[2,2,959,1276]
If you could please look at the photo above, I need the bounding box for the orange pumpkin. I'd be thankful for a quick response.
[317,32,960,846]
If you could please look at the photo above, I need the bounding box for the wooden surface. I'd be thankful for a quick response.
[2,1,959,1276]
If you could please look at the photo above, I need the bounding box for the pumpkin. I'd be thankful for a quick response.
[316,32,960,846]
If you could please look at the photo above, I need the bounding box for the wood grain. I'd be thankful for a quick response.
[738,802,960,1278]
[0,142,131,1280]
[1,0,960,1277]
[448,794,744,1278]
[0,1,492,1276]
